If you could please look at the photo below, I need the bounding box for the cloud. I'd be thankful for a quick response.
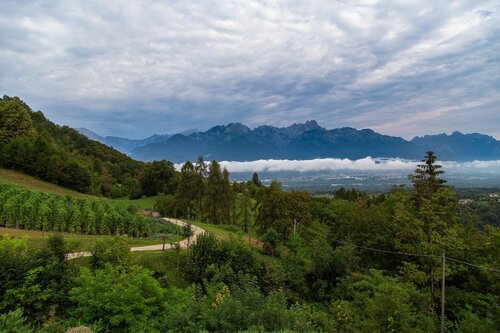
[174,158,500,174]
[0,0,499,138]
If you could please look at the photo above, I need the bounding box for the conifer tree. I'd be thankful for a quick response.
[409,151,460,306]
[175,161,199,218]
[221,167,232,224]
[239,187,253,234]
[205,160,222,224]
[252,172,262,187]
[409,151,446,200]
[194,156,207,220]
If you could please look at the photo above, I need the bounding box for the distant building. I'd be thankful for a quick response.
[458,198,473,205]
[488,193,499,198]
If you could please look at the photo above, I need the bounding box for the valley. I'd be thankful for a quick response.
[1,95,499,332]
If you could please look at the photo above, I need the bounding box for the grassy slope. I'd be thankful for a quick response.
[189,220,263,249]
[0,168,161,208]
[0,168,95,199]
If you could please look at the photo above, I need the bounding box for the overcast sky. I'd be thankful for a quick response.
[1,0,499,139]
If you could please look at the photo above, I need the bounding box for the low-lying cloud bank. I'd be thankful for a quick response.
[175,158,500,173]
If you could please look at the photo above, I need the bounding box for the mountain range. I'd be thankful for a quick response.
[78,121,500,163]
[77,128,199,154]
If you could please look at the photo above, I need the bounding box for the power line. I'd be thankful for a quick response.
[295,222,500,273]
[295,219,498,332]
[296,222,436,258]
[446,257,500,273]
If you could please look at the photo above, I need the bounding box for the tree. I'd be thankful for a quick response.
[194,156,208,220]
[125,177,142,199]
[45,234,67,263]
[175,161,199,218]
[69,265,164,331]
[410,151,446,200]
[0,309,32,333]
[256,181,311,238]
[221,168,233,224]
[262,228,280,256]
[342,270,437,332]
[255,181,283,234]
[252,172,262,187]
[409,152,463,306]
[0,237,32,312]
[90,236,132,270]
[0,97,37,147]
[239,187,253,234]
[156,233,172,251]
[409,152,447,248]
[184,232,257,285]
[140,160,178,197]
[154,193,175,217]
[204,161,231,224]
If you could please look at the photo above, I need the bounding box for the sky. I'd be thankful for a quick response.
[1,0,499,139]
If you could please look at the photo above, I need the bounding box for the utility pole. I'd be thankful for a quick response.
[441,253,446,333]
[293,219,297,236]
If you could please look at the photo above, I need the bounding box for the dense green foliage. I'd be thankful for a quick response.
[173,158,237,225]
[0,96,177,198]
[70,265,165,332]
[456,188,500,228]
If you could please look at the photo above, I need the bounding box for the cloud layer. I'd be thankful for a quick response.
[175,158,500,174]
[1,1,499,138]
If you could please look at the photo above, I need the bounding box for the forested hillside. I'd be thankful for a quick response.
[0,96,178,198]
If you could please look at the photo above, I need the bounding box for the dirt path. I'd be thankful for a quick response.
[66,218,205,260]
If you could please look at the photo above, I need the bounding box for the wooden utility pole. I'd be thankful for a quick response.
[293,219,297,236]
[441,253,446,333]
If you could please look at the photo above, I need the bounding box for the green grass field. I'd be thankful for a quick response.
[188,220,263,249]
[0,227,182,252]
[0,169,164,209]
[0,168,96,199]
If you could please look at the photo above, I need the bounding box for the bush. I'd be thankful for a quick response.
[90,236,132,270]
[0,309,32,333]
[69,265,164,332]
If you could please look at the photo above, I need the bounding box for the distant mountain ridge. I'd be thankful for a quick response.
[77,128,199,154]
[79,121,500,162]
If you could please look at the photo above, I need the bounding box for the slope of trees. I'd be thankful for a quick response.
[0,96,178,198]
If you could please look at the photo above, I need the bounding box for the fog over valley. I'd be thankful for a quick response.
[174,157,500,191]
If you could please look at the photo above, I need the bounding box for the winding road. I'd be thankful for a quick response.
[66,218,205,260]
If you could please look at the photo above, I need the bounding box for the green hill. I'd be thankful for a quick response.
[0,96,178,198]
[0,168,94,199]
